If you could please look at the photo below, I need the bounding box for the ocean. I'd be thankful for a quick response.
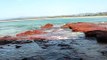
[0,17,107,60]
[0,17,107,36]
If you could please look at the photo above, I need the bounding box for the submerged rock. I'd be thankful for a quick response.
[15,45,22,49]
[101,51,107,56]
[12,40,33,44]
[41,23,53,29]
[21,56,44,60]
[58,43,73,50]
[57,57,83,60]
[0,40,13,45]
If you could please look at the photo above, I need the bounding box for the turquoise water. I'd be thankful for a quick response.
[0,17,107,36]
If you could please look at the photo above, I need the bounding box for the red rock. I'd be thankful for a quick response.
[72,26,107,32]
[32,30,46,34]
[16,30,46,37]
[61,22,96,29]
[62,22,107,32]
[0,36,17,41]
[0,36,33,45]
[61,23,73,28]
[41,23,53,29]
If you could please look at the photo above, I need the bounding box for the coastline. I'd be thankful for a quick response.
[61,16,107,18]
[0,16,107,22]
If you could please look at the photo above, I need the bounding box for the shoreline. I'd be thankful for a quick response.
[0,16,107,22]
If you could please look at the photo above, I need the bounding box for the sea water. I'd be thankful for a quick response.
[0,17,107,36]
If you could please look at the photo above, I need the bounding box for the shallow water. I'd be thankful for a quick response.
[0,17,107,36]
[0,17,107,60]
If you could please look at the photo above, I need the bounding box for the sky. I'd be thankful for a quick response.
[0,0,107,19]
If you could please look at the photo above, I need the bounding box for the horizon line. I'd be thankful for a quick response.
[1,11,107,20]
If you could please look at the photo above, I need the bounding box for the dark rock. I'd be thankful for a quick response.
[41,46,47,49]
[33,38,46,41]
[12,40,33,44]
[41,43,55,49]
[0,46,3,49]
[85,30,107,43]
[0,40,14,45]
[71,58,83,60]
[58,44,70,47]
[7,45,10,46]
[58,44,73,50]
[22,58,28,60]
[57,57,83,60]
[22,56,44,60]
[60,46,73,50]
[15,45,21,49]
[84,30,106,37]
[0,36,18,45]
[96,34,107,43]
[34,40,48,43]
[101,51,107,56]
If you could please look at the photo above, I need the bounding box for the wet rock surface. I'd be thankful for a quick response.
[62,22,107,43]
[0,40,33,45]
[0,38,107,60]
[0,22,107,60]
[41,23,53,29]
[62,22,107,32]
[16,30,47,37]
[0,36,17,45]
[85,30,107,43]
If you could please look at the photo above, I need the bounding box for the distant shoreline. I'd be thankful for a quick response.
[62,16,107,18]
[0,16,107,22]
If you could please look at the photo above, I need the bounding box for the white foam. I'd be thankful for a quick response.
[30,28,85,40]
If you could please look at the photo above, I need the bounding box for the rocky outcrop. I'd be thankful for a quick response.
[0,36,17,45]
[16,30,47,37]
[0,36,17,41]
[61,23,73,28]
[0,36,34,45]
[96,32,107,43]
[41,23,53,29]
[1,22,107,44]
[85,30,107,43]
[15,29,48,40]
[62,22,107,43]
[62,22,107,32]
[85,30,105,37]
